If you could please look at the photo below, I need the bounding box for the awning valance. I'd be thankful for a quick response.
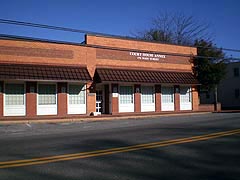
[0,63,92,82]
[95,68,199,85]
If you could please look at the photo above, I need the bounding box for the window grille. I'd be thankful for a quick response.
[162,87,174,103]
[180,87,191,103]
[119,86,133,104]
[69,84,85,104]
[141,86,154,104]
[38,84,56,105]
[5,83,24,105]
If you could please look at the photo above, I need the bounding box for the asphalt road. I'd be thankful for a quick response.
[0,113,240,180]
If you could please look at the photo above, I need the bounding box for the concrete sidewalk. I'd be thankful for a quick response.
[0,112,213,125]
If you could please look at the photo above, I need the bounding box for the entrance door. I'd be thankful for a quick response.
[4,83,25,116]
[119,86,134,112]
[161,86,174,111]
[180,87,192,110]
[68,84,86,114]
[96,90,103,115]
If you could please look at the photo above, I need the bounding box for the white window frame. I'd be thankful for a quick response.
[37,82,57,115]
[141,85,155,112]
[161,86,175,111]
[119,85,134,113]
[4,81,26,116]
[180,86,192,110]
[67,83,86,115]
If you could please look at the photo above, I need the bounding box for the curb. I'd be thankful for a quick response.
[0,112,212,125]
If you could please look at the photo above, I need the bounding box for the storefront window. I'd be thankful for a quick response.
[119,86,133,104]
[69,84,85,104]
[5,83,24,105]
[38,84,56,105]
[141,86,154,104]
[180,87,191,103]
[234,68,239,77]
[162,87,174,103]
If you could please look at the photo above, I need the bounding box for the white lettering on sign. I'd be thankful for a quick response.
[129,52,166,61]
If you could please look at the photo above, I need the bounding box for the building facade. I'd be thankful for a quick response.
[218,62,240,109]
[0,34,200,120]
[199,62,240,110]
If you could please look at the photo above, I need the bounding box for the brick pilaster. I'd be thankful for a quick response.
[26,82,37,117]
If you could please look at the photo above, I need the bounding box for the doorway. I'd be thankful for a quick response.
[96,90,103,115]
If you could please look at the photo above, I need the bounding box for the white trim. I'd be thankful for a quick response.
[67,83,86,115]
[161,86,175,111]
[4,81,26,116]
[37,82,57,115]
[141,85,155,112]
[118,85,134,113]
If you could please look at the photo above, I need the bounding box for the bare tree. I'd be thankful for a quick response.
[133,12,212,46]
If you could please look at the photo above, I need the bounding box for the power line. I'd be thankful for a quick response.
[0,18,100,35]
[0,18,131,40]
[0,18,240,53]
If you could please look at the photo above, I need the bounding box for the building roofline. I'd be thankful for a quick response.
[0,32,196,50]
[86,33,196,49]
[0,33,196,56]
[0,34,85,46]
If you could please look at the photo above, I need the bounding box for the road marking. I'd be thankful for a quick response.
[0,129,239,169]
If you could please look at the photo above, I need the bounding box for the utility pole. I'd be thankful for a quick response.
[214,85,218,111]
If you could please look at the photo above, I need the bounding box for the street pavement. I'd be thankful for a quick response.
[0,112,239,180]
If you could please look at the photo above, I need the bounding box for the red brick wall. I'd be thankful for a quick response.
[0,36,196,78]
[86,35,197,55]
[155,85,161,112]
[0,36,197,77]
[0,81,3,116]
[96,59,192,72]
[87,82,96,115]
[86,35,195,73]
[192,86,199,111]
[198,103,221,112]
[86,47,97,78]
[26,82,37,117]
[174,85,180,112]
[57,82,67,116]
[111,84,119,114]
[199,104,214,112]
[134,85,141,112]
[0,39,88,67]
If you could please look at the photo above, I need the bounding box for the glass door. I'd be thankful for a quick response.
[96,90,103,115]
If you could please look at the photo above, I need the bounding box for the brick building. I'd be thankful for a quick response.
[0,34,200,120]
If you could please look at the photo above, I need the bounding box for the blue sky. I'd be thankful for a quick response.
[0,0,239,57]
